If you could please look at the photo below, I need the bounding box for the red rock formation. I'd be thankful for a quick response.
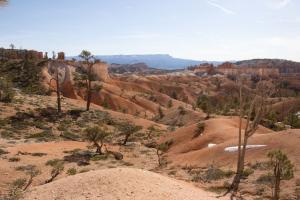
[57,52,65,60]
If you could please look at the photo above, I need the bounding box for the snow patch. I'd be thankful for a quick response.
[208,143,216,148]
[224,145,267,152]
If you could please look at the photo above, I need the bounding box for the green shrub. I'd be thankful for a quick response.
[192,166,234,182]
[67,168,77,176]
[26,130,55,141]
[30,120,48,130]
[57,120,72,131]
[242,168,254,178]
[90,154,108,161]
[45,159,64,167]
[0,77,15,103]
[251,161,271,170]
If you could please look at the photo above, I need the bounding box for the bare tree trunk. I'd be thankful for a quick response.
[56,64,61,113]
[94,142,102,154]
[157,149,161,166]
[123,134,129,145]
[45,171,60,184]
[86,64,92,111]
[224,83,244,196]
[86,79,91,111]
[23,177,33,191]
[273,164,280,200]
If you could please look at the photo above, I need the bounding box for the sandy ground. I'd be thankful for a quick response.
[24,168,226,200]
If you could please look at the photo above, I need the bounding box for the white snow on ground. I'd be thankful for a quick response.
[208,143,217,148]
[224,145,267,152]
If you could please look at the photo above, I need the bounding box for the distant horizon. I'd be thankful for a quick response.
[2,45,300,63]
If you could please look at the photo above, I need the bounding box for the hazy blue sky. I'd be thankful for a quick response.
[0,0,299,61]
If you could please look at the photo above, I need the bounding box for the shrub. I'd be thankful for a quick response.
[45,159,64,167]
[30,152,47,157]
[9,157,20,162]
[15,165,36,172]
[158,107,164,119]
[0,148,8,155]
[267,150,294,200]
[67,168,77,176]
[1,130,14,139]
[167,100,173,108]
[251,161,271,170]
[192,166,234,182]
[241,168,254,178]
[4,178,27,200]
[178,106,186,115]
[67,109,83,118]
[193,122,205,138]
[85,126,111,154]
[206,185,228,194]
[156,139,173,166]
[30,120,49,130]
[26,130,55,141]
[45,160,64,184]
[0,77,15,103]
[117,122,142,145]
[171,91,177,100]
[60,131,80,141]
[90,154,108,161]
[256,173,274,185]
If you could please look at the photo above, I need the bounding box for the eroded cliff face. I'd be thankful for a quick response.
[41,60,198,117]
[189,62,280,77]
[92,62,111,82]
[43,61,78,99]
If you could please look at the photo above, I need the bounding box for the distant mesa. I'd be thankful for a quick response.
[0,48,43,60]
[188,59,300,77]
[69,54,221,70]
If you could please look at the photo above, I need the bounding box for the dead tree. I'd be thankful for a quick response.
[224,78,275,198]
[45,161,64,184]
[48,52,66,114]
[23,167,40,191]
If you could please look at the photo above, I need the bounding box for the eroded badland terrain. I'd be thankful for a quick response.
[0,49,300,200]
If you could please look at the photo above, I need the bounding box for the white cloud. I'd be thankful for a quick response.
[207,0,236,15]
[266,0,291,9]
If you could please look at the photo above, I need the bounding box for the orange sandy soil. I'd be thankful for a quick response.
[160,116,300,199]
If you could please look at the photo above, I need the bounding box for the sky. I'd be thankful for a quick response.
[0,0,300,61]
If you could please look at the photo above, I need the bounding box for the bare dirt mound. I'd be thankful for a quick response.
[24,168,224,200]
[160,116,277,167]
